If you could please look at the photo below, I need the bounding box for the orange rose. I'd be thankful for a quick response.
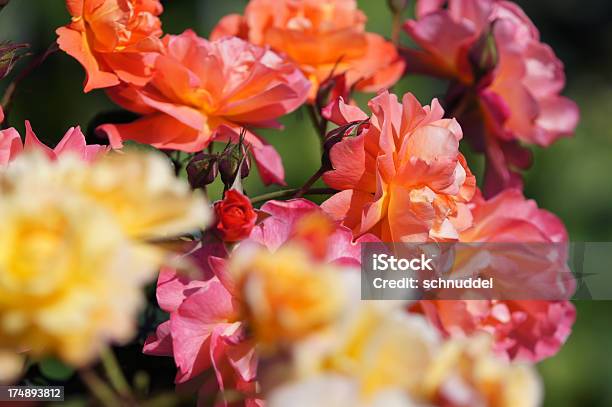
[322,91,476,242]
[57,0,164,92]
[211,0,405,100]
[97,31,310,185]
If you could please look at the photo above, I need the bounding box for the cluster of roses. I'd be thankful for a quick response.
[0,0,579,406]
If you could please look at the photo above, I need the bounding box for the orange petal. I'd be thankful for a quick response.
[56,27,119,92]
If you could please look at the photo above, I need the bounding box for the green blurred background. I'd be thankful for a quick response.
[1,0,611,405]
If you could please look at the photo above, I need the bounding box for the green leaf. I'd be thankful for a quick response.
[39,358,74,381]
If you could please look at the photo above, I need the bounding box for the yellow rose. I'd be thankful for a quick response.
[423,335,542,407]
[315,307,438,398]
[0,151,210,367]
[66,152,210,240]
[266,305,541,407]
[231,244,346,347]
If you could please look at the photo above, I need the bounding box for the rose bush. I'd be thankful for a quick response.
[0,0,582,404]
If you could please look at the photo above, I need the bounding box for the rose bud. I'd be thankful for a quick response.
[214,189,257,242]
[218,146,251,187]
[316,73,349,113]
[469,28,499,81]
[387,0,408,14]
[186,152,218,189]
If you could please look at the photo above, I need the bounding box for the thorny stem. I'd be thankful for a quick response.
[298,102,332,200]
[306,104,327,145]
[294,166,327,198]
[250,187,337,205]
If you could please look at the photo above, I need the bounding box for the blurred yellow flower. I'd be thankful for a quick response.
[286,305,436,399]
[323,307,437,398]
[231,244,346,347]
[267,305,542,407]
[67,152,209,240]
[424,335,542,407]
[267,306,436,407]
[0,350,23,385]
[0,151,210,369]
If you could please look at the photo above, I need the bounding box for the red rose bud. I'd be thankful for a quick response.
[186,153,218,189]
[214,189,257,242]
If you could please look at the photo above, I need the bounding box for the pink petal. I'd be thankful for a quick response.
[496,301,576,362]
[321,189,375,235]
[55,126,87,154]
[250,143,286,186]
[523,42,565,98]
[209,256,236,298]
[323,134,368,191]
[403,12,475,80]
[416,0,447,18]
[226,340,257,382]
[322,97,368,126]
[250,199,321,252]
[386,184,436,242]
[171,280,237,383]
[24,121,54,159]
[0,128,23,165]
[55,126,108,162]
[143,320,173,356]
[157,242,228,313]
[396,124,460,192]
[535,96,579,145]
[156,267,208,314]
[326,227,380,267]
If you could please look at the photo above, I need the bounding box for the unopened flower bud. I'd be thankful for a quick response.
[387,0,408,14]
[469,28,498,80]
[218,146,251,187]
[186,153,218,189]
